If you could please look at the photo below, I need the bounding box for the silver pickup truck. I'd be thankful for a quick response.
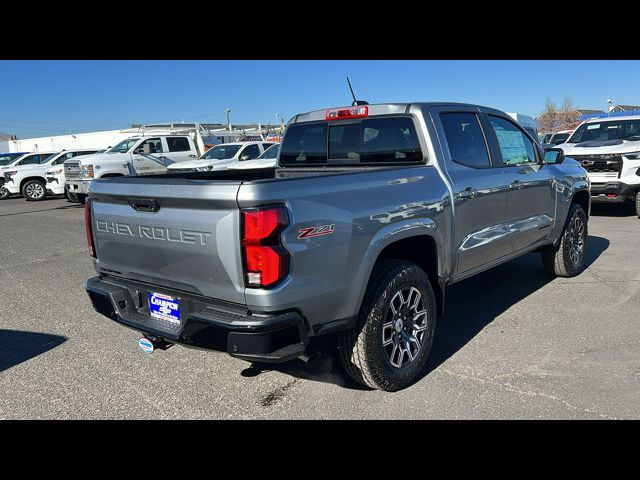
[84,102,590,391]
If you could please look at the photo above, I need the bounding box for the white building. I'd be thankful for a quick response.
[0,129,136,153]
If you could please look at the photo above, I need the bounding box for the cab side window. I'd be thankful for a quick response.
[19,155,41,165]
[139,138,163,154]
[440,112,491,168]
[240,144,260,160]
[488,116,537,166]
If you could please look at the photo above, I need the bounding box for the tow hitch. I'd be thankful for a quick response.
[138,336,174,354]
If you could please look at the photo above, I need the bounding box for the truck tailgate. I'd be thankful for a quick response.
[89,176,245,305]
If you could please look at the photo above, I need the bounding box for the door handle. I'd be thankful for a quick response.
[509,180,523,190]
[188,154,197,158]
[458,187,478,199]
[128,197,159,212]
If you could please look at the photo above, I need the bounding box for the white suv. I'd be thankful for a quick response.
[2,149,100,201]
[1,152,55,200]
[166,141,275,172]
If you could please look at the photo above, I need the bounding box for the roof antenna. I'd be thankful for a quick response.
[347,77,368,106]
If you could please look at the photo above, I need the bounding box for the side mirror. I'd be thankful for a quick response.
[543,147,564,165]
[240,154,251,161]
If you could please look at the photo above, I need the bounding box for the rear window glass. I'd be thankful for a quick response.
[280,116,423,166]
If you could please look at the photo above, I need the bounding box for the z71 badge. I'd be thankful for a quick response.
[297,224,335,239]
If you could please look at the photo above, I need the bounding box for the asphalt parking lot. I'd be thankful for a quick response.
[0,195,638,419]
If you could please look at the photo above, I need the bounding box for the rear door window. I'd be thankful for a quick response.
[167,137,191,152]
[440,112,491,168]
[280,116,422,165]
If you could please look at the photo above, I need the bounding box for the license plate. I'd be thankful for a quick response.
[148,292,181,324]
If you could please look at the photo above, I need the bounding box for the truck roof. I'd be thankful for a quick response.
[290,102,507,124]
[583,115,640,123]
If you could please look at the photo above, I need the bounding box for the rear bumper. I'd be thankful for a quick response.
[85,276,309,363]
[590,181,638,203]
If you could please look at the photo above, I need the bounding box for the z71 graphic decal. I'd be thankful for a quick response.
[297,224,335,239]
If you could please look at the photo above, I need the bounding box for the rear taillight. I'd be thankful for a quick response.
[85,198,96,258]
[241,206,288,288]
[326,105,368,121]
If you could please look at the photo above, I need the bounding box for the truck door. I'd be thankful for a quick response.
[132,137,165,174]
[164,136,197,165]
[482,113,556,253]
[432,108,512,277]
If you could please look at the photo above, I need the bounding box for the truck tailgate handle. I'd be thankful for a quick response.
[128,197,159,212]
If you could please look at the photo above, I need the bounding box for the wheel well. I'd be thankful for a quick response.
[374,236,444,315]
[20,176,46,190]
[572,190,590,217]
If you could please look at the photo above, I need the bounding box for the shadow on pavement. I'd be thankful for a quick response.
[0,329,67,373]
[591,202,636,218]
[244,235,610,390]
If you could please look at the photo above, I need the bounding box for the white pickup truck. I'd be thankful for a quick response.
[1,152,55,200]
[556,115,640,216]
[65,134,204,203]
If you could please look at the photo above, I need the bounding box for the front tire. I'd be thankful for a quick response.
[76,193,87,205]
[65,188,79,203]
[635,191,640,219]
[0,186,9,200]
[22,179,47,201]
[542,203,588,277]
[338,260,437,392]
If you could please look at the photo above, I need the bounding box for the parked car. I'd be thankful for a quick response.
[555,116,640,216]
[0,152,55,200]
[166,141,276,172]
[0,152,30,199]
[2,149,101,201]
[84,102,590,391]
[542,129,573,148]
[226,143,280,170]
[65,134,204,204]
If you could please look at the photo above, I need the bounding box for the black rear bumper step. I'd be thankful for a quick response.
[86,276,308,363]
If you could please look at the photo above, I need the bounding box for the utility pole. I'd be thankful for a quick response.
[225,109,231,131]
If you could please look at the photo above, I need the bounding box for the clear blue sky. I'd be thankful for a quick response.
[1,60,638,138]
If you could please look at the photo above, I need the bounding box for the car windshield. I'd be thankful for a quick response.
[258,144,280,159]
[109,138,140,153]
[201,144,241,160]
[568,120,640,143]
[0,153,23,166]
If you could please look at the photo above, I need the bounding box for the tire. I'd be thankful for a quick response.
[76,193,87,205]
[22,179,47,201]
[635,191,640,219]
[338,259,437,392]
[541,203,588,277]
[0,186,9,200]
[65,189,79,203]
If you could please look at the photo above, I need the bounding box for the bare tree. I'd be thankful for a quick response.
[538,97,558,134]
[538,96,582,134]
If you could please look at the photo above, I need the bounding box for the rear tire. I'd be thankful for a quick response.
[338,259,437,392]
[22,179,47,201]
[635,191,640,219]
[541,203,588,277]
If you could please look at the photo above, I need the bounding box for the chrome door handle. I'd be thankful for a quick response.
[188,154,197,158]
[459,187,478,199]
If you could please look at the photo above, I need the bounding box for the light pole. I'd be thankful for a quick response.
[607,99,613,117]
[225,109,231,131]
